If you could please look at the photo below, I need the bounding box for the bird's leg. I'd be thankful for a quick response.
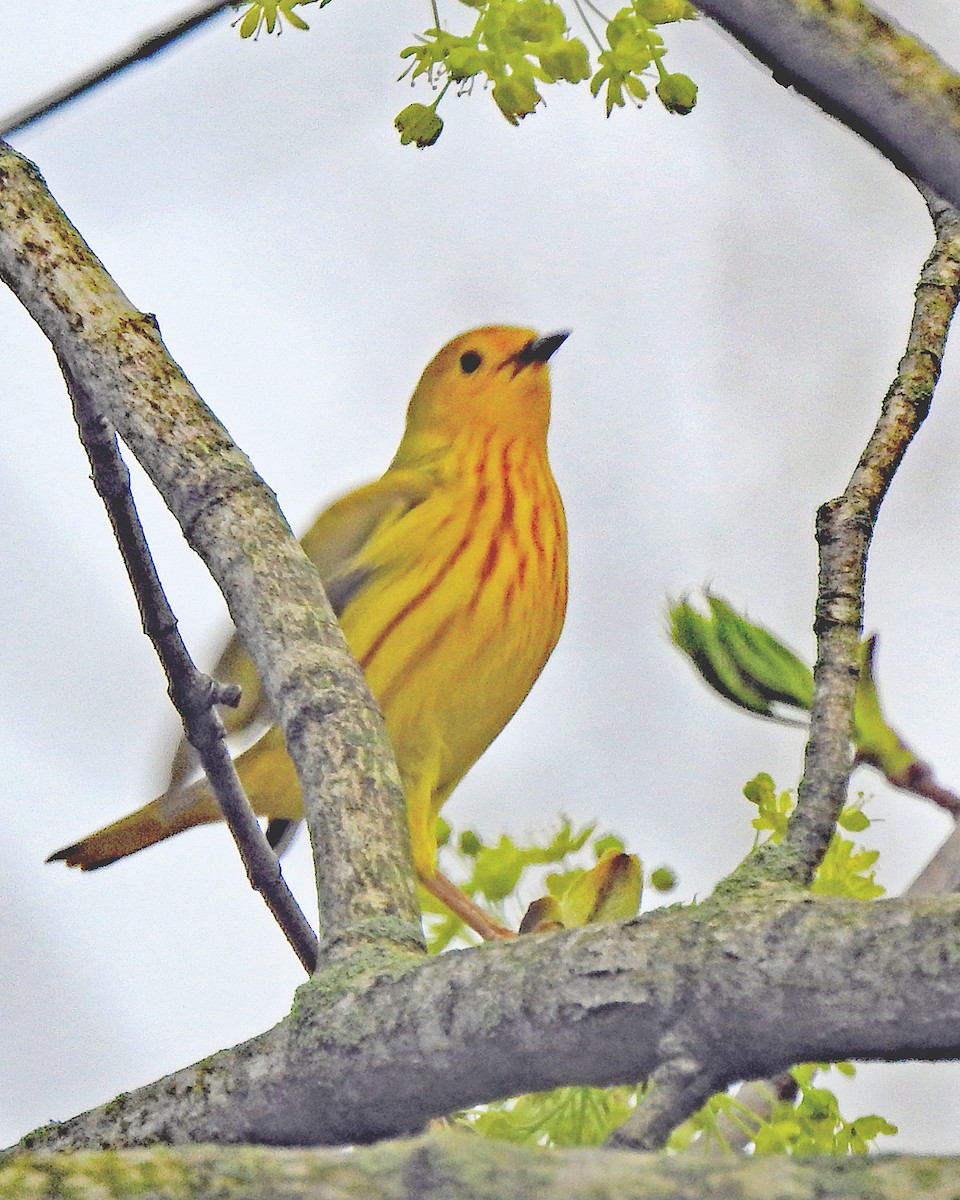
[422,870,516,940]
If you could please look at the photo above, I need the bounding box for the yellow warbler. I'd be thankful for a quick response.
[48,326,569,938]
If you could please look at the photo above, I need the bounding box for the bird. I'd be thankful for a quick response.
[48,325,569,939]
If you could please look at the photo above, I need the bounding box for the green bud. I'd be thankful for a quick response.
[505,0,567,43]
[493,73,542,124]
[539,38,590,83]
[559,849,642,927]
[519,896,565,935]
[656,71,698,113]
[634,0,697,22]
[444,45,488,80]
[458,830,483,856]
[395,103,444,147]
[608,31,654,73]
[649,866,677,892]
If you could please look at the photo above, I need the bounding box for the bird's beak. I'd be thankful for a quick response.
[515,330,571,365]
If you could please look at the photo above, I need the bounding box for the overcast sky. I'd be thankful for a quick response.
[2,0,960,1154]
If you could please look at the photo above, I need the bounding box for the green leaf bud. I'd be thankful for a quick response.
[649,865,677,892]
[519,895,565,934]
[458,829,483,856]
[559,849,642,927]
[444,44,489,80]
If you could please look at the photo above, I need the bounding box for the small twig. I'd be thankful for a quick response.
[67,365,320,975]
[606,1049,719,1151]
[0,1,236,140]
[782,189,960,882]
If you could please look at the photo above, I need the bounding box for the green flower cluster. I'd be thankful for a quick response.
[400,0,591,129]
[233,0,698,143]
[591,1,696,115]
[397,0,697,143]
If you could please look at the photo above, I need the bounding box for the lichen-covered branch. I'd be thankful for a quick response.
[7,1134,960,1200]
[0,141,423,957]
[695,0,960,208]
[12,892,960,1150]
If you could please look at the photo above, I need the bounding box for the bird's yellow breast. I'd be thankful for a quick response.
[340,427,567,815]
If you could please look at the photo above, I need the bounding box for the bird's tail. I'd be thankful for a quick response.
[46,781,223,870]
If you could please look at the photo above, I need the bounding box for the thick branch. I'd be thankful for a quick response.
[695,0,960,209]
[13,892,960,1149]
[0,141,423,957]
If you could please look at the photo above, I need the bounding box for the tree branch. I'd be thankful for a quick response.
[694,0,960,209]
[12,892,960,1149]
[0,140,424,958]
[0,2,236,140]
[783,187,960,879]
[66,370,320,973]
[9,1133,960,1199]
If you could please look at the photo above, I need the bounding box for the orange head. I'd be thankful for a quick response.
[394,326,569,462]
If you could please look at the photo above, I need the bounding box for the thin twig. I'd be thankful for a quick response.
[784,189,960,880]
[0,1,236,140]
[67,365,320,975]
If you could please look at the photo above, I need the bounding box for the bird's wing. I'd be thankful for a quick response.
[165,469,433,791]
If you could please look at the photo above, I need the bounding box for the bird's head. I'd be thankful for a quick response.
[399,325,569,457]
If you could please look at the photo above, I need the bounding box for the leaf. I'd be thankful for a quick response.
[851,636,919,780]
[671,599,773,714]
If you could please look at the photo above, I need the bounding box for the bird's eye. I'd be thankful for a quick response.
[459,350,482,374]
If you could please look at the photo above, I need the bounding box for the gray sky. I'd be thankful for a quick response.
[2,0,960,1153]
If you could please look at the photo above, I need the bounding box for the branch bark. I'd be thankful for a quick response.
[12,892,960,1149]
[0,140,423,959]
